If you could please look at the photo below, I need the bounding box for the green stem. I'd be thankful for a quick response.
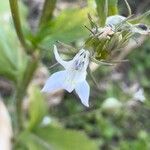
[39,0,57,27]
[87,67,101,91]
[124,0,132,16]
[16,53,39,131]
[15,90,24,131]
[9,0,31,54]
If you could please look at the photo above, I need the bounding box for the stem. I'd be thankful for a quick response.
[87,67,101,91]
[39,0,57,27]
[124,0,132,16]
[15,90,24,131]
[9,0,31,54]
[49,62,59,69]
[16,53,39,131]
[9,0,40,132]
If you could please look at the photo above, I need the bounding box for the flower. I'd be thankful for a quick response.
[42,45,90,107]
[133,88,145,102]
[106,15,150,35]
[106,15,127,29]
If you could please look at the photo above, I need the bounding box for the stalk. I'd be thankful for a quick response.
[9,0,31,54]
[39,0,57,27]
[15,53,39,131]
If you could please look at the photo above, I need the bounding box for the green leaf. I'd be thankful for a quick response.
[17,125,99,150]
[108,0,118,16]
[0,0,28,84]
[15,131,52,150]
[27,86,48,130]
[35,126,99,150]
[0,26,27,83]
[95,0,108,27]
[36,8,89,50]
[0,0,9,13]
[0,2,18,82]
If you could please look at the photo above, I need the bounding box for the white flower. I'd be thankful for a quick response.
[106,15,150,35]
[106,15,127,28]
[41,116,52,126]
[131,24,150,35]
[42,45,90,107]
[133,88,145,102]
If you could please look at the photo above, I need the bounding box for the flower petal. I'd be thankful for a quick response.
[54,45,71,69]
[131,27,149,35]
[41,70,76,93]
[75,80,90,107]
[106,15,126,27]
[41,71,67,92]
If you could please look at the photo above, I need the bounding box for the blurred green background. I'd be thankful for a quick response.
[0,0,150,150]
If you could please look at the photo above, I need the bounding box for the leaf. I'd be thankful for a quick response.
[27,86,48,130]
[16,125,99,150]
[20,125,98,150]
[35,126,99,150]
[0,1,28,84]
[15,131,52,150]
[0,0,9,13]
[36,8,89,50]
[108,0,118,16]
[0,26,27,83]
[95,0,108,27]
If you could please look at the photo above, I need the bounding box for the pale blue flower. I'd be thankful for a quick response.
[106,15,150,35]
[133,88,145,102]
[42,45,90,107]
[106,15,127,28]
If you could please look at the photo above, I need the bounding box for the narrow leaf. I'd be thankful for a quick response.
[108,0,118,16]
[95,0,108,27]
